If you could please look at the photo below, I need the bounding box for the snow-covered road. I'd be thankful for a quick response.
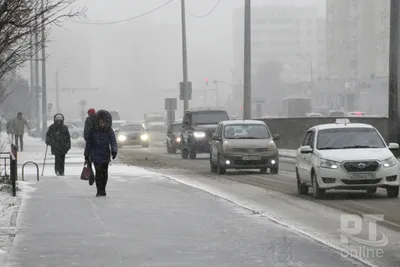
[0,136,393,266]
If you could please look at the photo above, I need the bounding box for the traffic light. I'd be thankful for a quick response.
[205,78,208,85]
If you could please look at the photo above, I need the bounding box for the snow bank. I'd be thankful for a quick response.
[0,181,35,265]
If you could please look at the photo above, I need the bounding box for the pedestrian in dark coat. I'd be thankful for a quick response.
[84,108,96,141]
[46,113,71,176]
[84,110,117,197]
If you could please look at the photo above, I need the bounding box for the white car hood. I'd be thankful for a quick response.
[318,148,393,162]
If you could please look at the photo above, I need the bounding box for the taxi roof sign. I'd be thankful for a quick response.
[335,118,350,124]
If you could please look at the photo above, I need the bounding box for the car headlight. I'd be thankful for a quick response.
[140,134,149,141]
[193,131,206,138]
[118,135,127,142]
[320,158,339,169]
[176,136,181,142]
[382,156,397,168]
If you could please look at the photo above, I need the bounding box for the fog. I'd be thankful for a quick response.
[13,0,327,121]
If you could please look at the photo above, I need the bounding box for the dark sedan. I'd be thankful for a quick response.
[115,123,149,148]
[166,122,182,154]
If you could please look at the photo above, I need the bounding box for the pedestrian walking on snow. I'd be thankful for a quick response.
[84,108,96,141]
[46,113,71,176]
[84,110,117,197]
[12,112,30,151]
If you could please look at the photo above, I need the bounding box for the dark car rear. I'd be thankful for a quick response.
[181,108,229,159]
[166,123,182,153]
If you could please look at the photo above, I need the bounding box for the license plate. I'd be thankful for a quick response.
[242,155,261,160]
[350,173,376,179]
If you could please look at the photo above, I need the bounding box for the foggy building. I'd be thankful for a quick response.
[89,20,182,121]
[232,5,319,115]
[326,0,389,80]
[233,5,318,80]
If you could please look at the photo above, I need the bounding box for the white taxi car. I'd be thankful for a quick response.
[295,119,399,199]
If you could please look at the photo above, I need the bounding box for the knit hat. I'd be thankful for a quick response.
[87,108,96,116]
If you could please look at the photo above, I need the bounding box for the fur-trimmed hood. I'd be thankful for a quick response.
[94,110,112,129]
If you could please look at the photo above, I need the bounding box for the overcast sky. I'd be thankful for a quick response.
[23,0,326,120]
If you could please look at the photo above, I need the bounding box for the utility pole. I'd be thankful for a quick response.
[213,80,219,107]
[55,69,60,113]
[389,0,400,145]
[180,0,189,115]
[30,28,35,123]
[40,0,47,139]
[34,3,41,135]
[243,0,252,119]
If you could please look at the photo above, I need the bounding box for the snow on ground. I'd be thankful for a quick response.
[6,135,400,266]
[0,181,35,266]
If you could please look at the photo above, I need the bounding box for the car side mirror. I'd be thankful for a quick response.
[272,134,280,140]
[388,143,399,150]
[300,145,313,154]
[212,134,221,141]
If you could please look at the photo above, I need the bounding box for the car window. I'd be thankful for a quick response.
[302,132,312,146]
[308,131,315,148]
[317,127,386,149]
[223,124,270,139]
[191,111,228,125]
[171,124,182,133]
[215,124,222,136]
[120,124,143,131]
[183,113,190,124]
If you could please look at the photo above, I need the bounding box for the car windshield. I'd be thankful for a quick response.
[317,127,386,149]
[224,124,270,139]
[171,124,182,133]
[192,111,228,125]
[120,124,143,132]
[147,116,164,123]
[113,122,125,129]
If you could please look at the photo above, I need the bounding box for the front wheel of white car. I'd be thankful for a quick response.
[296,169,309,195]
[387,186,399,198]
[312,172,325,199]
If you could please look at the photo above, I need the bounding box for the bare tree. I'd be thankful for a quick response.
[0,0,84,103]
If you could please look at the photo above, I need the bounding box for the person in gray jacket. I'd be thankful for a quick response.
[12,112,30,151]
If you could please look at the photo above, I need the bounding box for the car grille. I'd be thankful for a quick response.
[342,161,380,172]
[341,179,382,185]
[233,148,268,153]
[128,133,140,140]
[233,159,267,165]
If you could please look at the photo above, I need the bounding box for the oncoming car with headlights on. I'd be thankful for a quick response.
[295,118,400,199]
[209,120,280,174]
[115,123,149,148]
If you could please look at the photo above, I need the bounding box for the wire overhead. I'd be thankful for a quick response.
[185,0,222,18]
[70,0,176,25]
